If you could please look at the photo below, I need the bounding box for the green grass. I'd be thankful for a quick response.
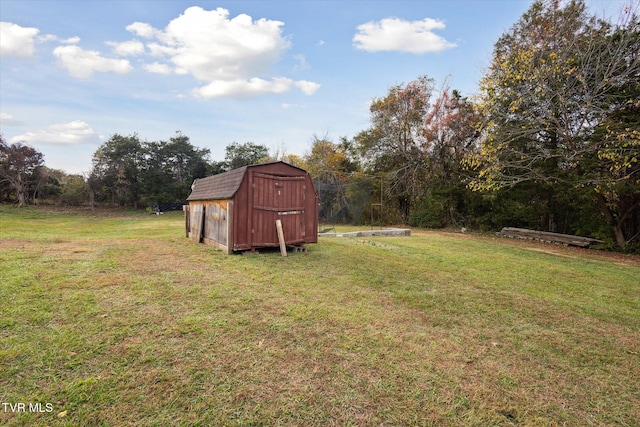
[1,205,639,426]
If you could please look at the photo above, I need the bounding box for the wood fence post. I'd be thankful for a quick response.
[276,219,287,257]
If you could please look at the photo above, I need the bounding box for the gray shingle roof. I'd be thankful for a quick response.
[186,166,248,201]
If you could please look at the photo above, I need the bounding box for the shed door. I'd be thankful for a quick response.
[252,173,306,247]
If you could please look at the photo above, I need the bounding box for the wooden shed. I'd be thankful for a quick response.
[185,161,318,253]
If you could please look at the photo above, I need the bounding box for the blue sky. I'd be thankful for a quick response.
[0,0,628,174]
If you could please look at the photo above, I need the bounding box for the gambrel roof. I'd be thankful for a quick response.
[187,166,247,201]
[186,161,310,201]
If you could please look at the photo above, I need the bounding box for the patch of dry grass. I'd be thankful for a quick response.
[1,206,639,425]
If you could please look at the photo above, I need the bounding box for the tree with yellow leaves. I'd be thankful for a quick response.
[470,0,639,249]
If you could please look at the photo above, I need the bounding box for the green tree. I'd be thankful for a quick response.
[224,142,269,170]
[34,167,64,203]
[89,132,213,208]
[305,136,361,223]
[59,174,88,206]
[412,87,480,227]
[591,88,640,248]
[470,0,640,248]
[90,134,144,208]
[358,75,435,222]
[357,77,481,226]
[0,136,45,206]
[141,132,211,205]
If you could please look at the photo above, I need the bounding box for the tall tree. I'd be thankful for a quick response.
[88,132,214,208]
[33,167,63,204]
[357,77,481,226]
[358,75,435,221]
[470,0,640,248]
[305,136,361,223]
[164,132,210,189]
[414,87,481,227]
[90,134,144,207]
[591,77,640,247]
[141,132,211,204]
[224,142,269,170]
[423,89,478,181]
[0,136,45,206]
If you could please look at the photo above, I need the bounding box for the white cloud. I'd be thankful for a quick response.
[60,36,81,44]
[107,40,144,56]
[53,45,133,79]
[0,22,39,57]
[193,77,293,98]
[128,6,319,98]
[0,113,24,126]
[146,42,179,58]
[39,34,80,44]
[9,121,102,146]
[294,80,321,95]
[353,17,456,54]
[193,77,320,98]
[144,61,173,74]
[146,6,290,81]
[1,22,133,79]
[126,22,159,39]
[37,34,57,43]
[292,54,310,72]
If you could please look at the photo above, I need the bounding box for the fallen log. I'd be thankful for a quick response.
[496,227,604,248]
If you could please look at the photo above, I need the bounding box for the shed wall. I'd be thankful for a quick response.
[231,164,318,251]
[188,203,204,243]
[188,199,233,253]
[202,200,231,252]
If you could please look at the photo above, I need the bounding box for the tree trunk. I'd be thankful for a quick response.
[594,191,626,249]
[88,189,95,210]
[17,190,27,207]
[613,224,627,250]
[15,174,28,207]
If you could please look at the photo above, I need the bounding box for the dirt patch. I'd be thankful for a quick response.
[0,238,35,250]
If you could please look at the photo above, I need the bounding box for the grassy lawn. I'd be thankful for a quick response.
[1,206,638,426]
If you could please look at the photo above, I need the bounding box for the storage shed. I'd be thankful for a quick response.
[185,161,319,253]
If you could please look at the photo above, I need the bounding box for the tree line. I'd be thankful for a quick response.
[306,0,639,251]
[2,0,638,251]
[0,133,271,210]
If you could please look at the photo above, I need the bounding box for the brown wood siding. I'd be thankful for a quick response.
[251,173,306,247]
[203,200,230,248]
[231,170,250,250]
[183,205,190,238]
[189,203,204,243]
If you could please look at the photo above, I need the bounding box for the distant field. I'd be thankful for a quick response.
[1,206,638,426]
